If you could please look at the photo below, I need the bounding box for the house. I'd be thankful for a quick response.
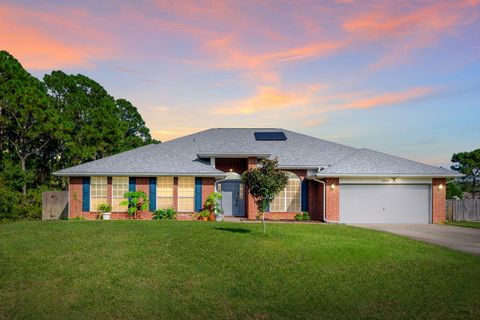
[54,128,461,223]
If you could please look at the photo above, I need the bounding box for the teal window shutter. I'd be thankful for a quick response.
[194,178,202,212]
[82,177,90,212]
[301,179,308,212]
[129,177,136,192]
[149,178,156,212]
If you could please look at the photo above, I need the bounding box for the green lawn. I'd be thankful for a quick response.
[1,221,479,319]
[446,221,480,229]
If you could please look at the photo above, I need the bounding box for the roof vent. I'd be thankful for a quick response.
[254,131,287,141]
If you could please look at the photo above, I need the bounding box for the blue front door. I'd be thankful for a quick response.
[219,180,245,217]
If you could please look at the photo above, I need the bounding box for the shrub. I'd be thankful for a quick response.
[152,208,176,220]
[204,192,222,216]
[302,212,311,220]
[294,212,311,221]
[121,191,148,218]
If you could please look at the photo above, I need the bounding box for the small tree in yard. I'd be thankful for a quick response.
[242,158,288,233]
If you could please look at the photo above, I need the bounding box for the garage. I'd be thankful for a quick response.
[339,184,431,224]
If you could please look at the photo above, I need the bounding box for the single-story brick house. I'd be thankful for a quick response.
[54,128,461,223]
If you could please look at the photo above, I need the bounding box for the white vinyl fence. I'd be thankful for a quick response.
[446,199,480,221]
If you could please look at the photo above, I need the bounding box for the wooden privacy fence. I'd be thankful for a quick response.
[42,191,68,220]
[446,199,480,221]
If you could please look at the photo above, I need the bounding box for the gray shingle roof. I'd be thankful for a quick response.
[318,148,460,177]
[54,128,459,177]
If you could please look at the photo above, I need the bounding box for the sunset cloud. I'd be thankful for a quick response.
[0,4,112,69]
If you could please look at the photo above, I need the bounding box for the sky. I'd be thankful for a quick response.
[1,0,479,167]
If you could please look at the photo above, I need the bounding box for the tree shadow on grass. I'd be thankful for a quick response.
[214,227,251,234]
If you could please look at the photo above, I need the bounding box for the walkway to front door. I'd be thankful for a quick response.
[219,180,245,217]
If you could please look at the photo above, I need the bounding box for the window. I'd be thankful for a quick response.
[178,177,194,212]
[270,172,301,212]
[90,176,107,212]
[112,177,129,212]
[157,176,174,209]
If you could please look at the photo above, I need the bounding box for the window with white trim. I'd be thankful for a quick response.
[90,176,107,212]
[157,176,174,209]
[112,177,129,212]
[177,177,194,212]
[270,172,301,212]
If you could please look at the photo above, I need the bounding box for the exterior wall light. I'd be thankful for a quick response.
[330,183,336,190]
[439,183,444,190]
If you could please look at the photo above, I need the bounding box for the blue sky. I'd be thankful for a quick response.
[1,0,479,167]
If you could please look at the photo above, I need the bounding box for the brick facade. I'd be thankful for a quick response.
[246,157,258,220]
[324,178,339,222]
[432,178,446,223]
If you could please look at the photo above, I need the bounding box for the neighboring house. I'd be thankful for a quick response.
[54,128,461,223]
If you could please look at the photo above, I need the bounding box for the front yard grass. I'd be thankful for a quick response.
[446,221,480,229]
[1,221,479,319]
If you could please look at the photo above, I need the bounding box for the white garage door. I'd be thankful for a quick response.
[340,184,431,224]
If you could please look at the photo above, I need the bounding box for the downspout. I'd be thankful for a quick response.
[311,176,328,222]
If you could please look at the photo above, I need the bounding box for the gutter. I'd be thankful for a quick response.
[53,172,227,178]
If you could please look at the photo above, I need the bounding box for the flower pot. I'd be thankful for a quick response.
[208,213,216,221]
[201,216,208,221]
[216,214,224,222]
[102,212,111,220]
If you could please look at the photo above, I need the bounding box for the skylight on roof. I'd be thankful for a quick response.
[254,132,287,141]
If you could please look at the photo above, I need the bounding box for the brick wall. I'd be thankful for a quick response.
[324,178,339,222]
[432,178,446,223]
[202,177,215,205]
[246,157,258,220]
[69,177,83,218]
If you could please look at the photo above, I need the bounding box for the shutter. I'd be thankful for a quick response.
[129,177,136,192]
[301,179,309,212]
[149,178,156,212]
[194,177,202,212]
[82,177,90,212]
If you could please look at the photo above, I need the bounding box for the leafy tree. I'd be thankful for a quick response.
[0,51,61,194]
[115,99,158,147]
[446,180,463,199]
[451,149,480,199]
[242,158,288,233]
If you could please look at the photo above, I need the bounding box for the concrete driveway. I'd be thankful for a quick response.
[353,224,480,256]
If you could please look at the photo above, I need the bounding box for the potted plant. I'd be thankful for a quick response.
[203,192,223,221]
[199,209,210,221]
[97,204,112,220]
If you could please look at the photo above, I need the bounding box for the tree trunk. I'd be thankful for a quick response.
[262,212,266,233]
[20,156,26,195]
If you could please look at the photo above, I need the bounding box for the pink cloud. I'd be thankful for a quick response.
[0,4,113,69]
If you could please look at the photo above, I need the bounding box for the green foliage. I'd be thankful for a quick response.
[152,208,176,220]
[242,158,288,232]
[121,191,148,218]
[242,158,288,213]
[199,209,211,218]
[451,149,480,198]
[0,50,158,221]
[446,181,463,199]
[294,212,311,221]
[204,192,222,216]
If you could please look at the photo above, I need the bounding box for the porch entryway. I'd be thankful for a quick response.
[218,179,245,217]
